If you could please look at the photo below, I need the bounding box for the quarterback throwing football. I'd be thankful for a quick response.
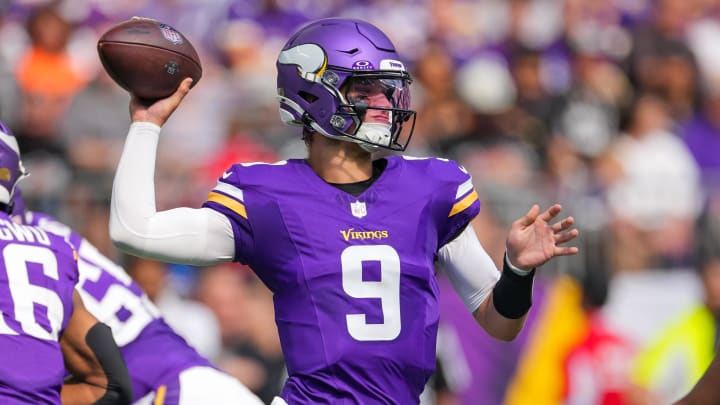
[110,18,579,404]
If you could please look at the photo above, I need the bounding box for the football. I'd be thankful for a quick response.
[97,17,202,99]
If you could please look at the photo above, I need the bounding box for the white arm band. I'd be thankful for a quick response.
[109,122,236,265]
[437,226,501,313]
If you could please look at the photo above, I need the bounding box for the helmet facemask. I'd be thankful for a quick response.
[332,72,416,152]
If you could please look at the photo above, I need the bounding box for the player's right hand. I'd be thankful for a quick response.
[130,77,193,127]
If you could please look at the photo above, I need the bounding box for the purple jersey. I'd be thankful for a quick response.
[25,212,213,401]
[203,156,480,404]
[0,212,79,404]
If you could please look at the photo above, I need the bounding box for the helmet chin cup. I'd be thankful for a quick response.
[356,122,392,152]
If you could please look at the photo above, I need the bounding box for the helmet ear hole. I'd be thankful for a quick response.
[299,91,318,103]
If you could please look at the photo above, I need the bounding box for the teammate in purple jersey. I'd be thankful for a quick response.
[10,190,263,405]
[0,121,132,405]
[109,18,579,404]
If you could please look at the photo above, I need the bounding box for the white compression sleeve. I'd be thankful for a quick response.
[437,225,501,313]
[109,122,236,265]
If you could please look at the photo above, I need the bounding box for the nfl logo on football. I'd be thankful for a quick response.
[159,24,183,45]
[350,201,367,219]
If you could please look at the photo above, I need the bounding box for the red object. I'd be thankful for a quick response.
[562,313,637,405]
[201,134,278,183]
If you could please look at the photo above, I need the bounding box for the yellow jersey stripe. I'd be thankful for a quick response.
[153,385,167,405]
[207,192,247,219]
[449,190,478,217]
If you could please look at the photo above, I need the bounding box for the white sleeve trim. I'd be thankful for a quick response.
[504,252,533,275]
[437,226,501,313]
[109,122,236,265]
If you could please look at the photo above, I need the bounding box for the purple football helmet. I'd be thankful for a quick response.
[0,120,26,211]
[276,18,416,152]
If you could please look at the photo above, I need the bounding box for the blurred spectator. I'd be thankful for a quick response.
[12,5,90,217]
[59,68,131,212]
[630,214,720,402]
[199,120,278,185]
[656,44,701,123]
[15,4,87,155]
[561,231,644,405]
[508,45,566,164]
[52,64,126,260]
[605,94,702,270]
[554,50,630,161]
[456,55,517,117]
[410,43,476,153]
[196,264,284,404]
[126,256,223,362]
[626,0,693,89]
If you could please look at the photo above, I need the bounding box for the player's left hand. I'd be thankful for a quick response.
[505,204,579,271]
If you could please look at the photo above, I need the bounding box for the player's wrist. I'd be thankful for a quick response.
[129,121,161,135]
[492,254,536,319]
[504,252,534,276]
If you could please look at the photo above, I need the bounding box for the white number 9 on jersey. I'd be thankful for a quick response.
[341,245,401,341]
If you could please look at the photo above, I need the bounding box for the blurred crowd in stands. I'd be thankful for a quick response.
[1,0,720,403]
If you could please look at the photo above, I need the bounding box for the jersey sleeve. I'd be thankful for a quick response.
[201,165,255,264]
[435,160,480,248]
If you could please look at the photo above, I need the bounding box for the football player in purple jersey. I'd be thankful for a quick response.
[10,189,263,405]
[0,121,132,405]
[109,18,579,405]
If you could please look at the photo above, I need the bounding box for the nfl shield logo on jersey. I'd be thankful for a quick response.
[350,200,367,218]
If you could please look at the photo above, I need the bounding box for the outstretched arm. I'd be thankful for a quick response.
[441,205,578,341]
[60,291,132,405]
[109,78,236,265]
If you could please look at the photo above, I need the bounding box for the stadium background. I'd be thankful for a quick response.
[1,0,719,403]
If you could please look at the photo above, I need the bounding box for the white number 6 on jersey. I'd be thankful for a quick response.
[341,245,401,341]
[1,244,65,340]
